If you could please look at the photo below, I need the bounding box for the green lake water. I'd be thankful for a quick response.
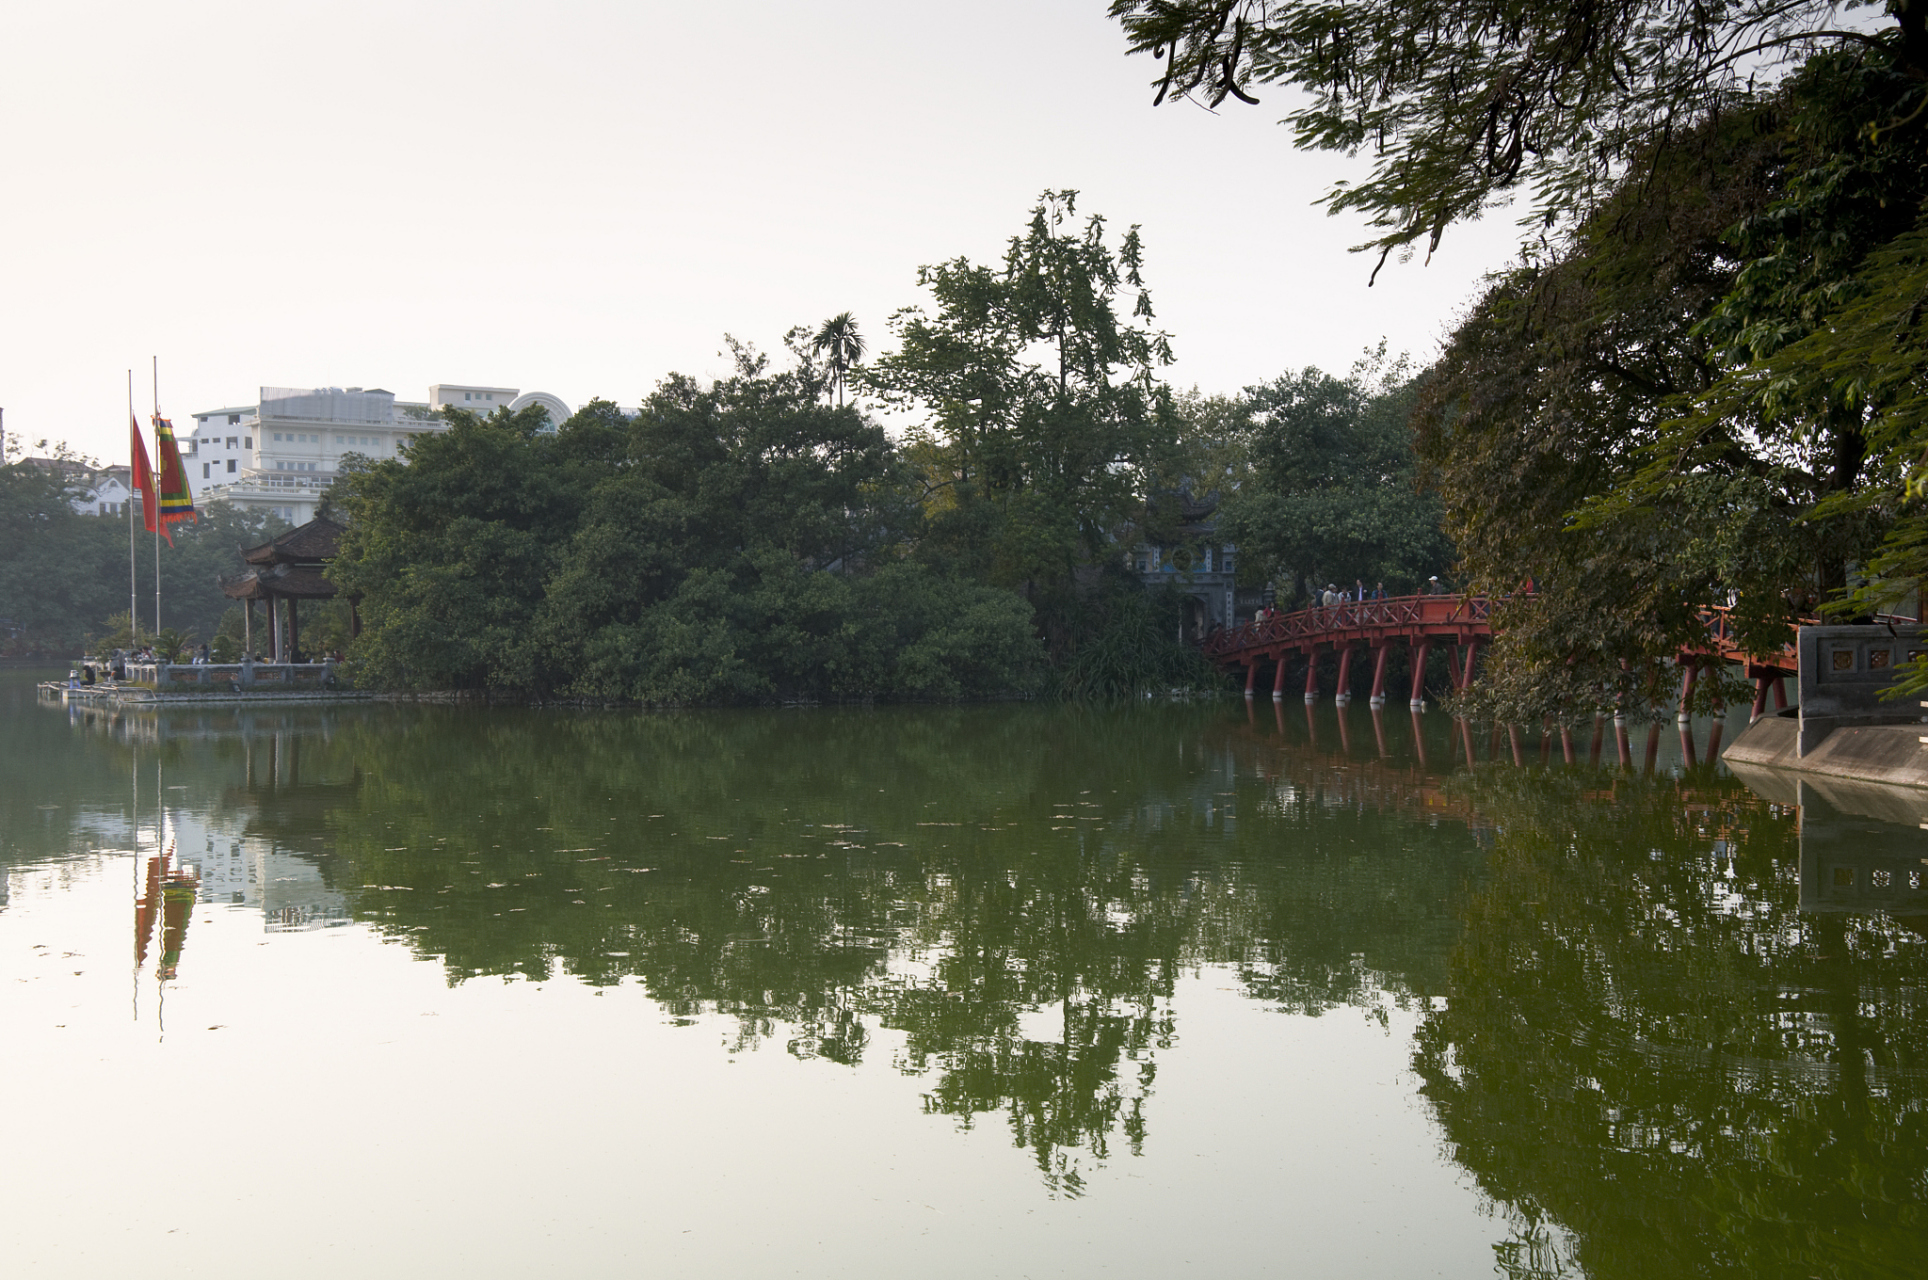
[2,668,1924,1279]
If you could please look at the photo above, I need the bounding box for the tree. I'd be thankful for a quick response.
[863,190,1179,647]
[330,354,1043,703]
[811,312,866,409]
[0,448,283,656]
[1219,349,1453,601]
[1109,0,1926,273]
[1411,52,1926,718]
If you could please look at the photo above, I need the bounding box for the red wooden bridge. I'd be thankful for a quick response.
[1204,594,1799,716]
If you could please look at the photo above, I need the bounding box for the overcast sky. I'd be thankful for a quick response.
[1,0,1524,462]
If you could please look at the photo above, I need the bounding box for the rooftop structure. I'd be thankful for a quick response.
[183,382,572,524]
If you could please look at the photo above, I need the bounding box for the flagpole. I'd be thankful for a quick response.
[127,370,137,644]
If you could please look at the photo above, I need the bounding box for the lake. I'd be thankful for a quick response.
[2,669,1924,1279]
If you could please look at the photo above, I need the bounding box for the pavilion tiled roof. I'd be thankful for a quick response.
[241,516,345,567]
[221,563,340,601]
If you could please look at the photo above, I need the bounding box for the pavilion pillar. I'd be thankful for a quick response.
[1408,639,1431,708]
[1334,645,1354,703]
[269,598,282,662]
[288,598,301,663]
[1368,644,1390,704]
[243,598,253,657]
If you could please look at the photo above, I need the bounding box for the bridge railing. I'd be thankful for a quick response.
[1204,593,1497,659]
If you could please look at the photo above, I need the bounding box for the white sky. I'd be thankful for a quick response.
[1,0,1524,463]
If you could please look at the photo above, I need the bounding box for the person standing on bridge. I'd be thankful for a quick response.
[1373,582,1385,600]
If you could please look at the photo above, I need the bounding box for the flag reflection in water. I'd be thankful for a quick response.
[133,842,199,980]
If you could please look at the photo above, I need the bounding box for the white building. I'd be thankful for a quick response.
[62,463,138,519]
[183,382,572,524]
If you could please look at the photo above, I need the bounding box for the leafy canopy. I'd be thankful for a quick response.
[1109,0,1919,272]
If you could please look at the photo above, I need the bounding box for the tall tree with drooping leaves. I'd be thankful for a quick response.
[863,190,1179,650]
[1108,0,1927,273]
[1412,51,1928,720]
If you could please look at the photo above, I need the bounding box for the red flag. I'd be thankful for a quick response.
[130,414,159,537]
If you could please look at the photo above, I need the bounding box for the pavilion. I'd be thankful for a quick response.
[221,516,355,661]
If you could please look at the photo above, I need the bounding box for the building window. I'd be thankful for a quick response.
[227,459,237,473]
[202,463,210,479]
[244,437,252,448]
[228,414,240,424]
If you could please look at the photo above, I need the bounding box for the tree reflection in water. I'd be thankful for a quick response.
[202,703,1486,1196]
[1417,765,1928,1280]
[28,685,1928,1258]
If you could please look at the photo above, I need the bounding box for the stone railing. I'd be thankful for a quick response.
[124,660,343,691]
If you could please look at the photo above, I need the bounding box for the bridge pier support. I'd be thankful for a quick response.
[1590,712,1605,764]
[1460,638,1479,690]
[1368,644,1389,705]
[1409,639,1430,709]
[1303,647,1320,704]
[1614,713,1632,768]
[1677,659,1698,723]
[1334,645,1354,704]
[1272,651,1288,701]
[1244,661,1257,698]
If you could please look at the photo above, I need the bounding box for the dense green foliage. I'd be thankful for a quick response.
[1412,52,1928,717]
[1109,3,1928,709]
[325,193,1231,703]
[1217,351,1453,602]
[330,359,1045,702]
[864,191,1180,654]
[0,447,285,656]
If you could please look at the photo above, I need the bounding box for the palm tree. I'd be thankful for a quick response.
[812,312,865,409]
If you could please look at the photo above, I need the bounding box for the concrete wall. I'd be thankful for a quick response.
[1797,624,1927,754]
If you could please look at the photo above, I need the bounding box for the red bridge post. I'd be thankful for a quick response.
[1272,651,1289,700]
[1409,639,1431,708]
[1334,644,1355,703]
[1303,646,1320,703]
[1368,644,1390,705]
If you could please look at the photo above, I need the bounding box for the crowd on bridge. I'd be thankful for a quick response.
[1250,576,1450,624]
